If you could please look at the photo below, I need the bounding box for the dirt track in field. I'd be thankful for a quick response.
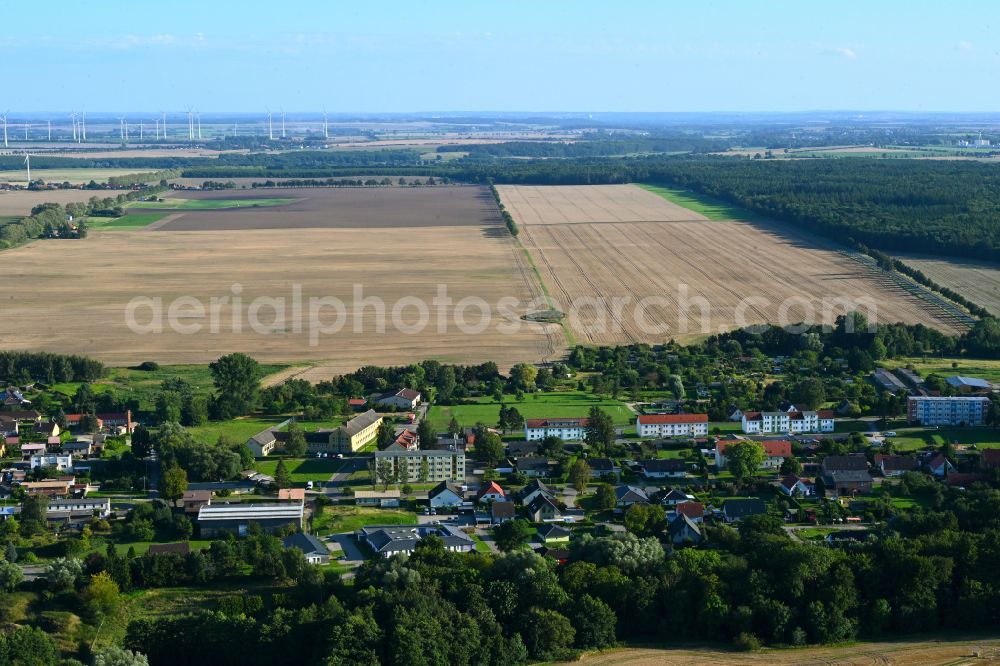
[0,186,560,375]
[499,184,960,345]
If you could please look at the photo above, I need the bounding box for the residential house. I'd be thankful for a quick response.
[660,488,694,506]
[722,498,767,523]
[30,454,73,472]
[527,494,562,522]
[524,417,588,442]
[3,410,41,424]
[925,453,955,477]
[539,547,571,564]
[562,507,586,523]
[587,458,619,479]
[536,524,571,545]
[197,504,304,538]
[428,481,465,508]
[516,456,550,478]
[283,532,330,565]
[19,442,46,459]
[823,470,873,495]
[96,411,134,434]
[715,439,791,470]
[821,455,869,474]
[635,413,709,438]
[385,427,419,451]
[20,478,75,497]
[330,410,383,453]
[945,376,992,394]
[348,398,368,411]
[875,455,918,477]
[614,485,649,508]
[476,481,506,504]
[668,514,704,545]
[0,388,30,407]
[0,418,17,437]
[640,459,687,479]
[358,524,474,558]
[741,410,834,434]
[353,489,401,508]
[507,441,541,459]
[727,407,744,422]
[673,501,705,523]
[375,388,421,410]
[35,422,60,438]
[62,441,93,458]
[182,490,213,515]
[907,396,990,426]
[778,475,814,497]
[372,448,465,483]
[491,501,516,524]
[513,479,555,506]
[46,498,111,526]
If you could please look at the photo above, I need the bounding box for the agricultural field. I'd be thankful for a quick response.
[129,197,296,210]
[569,637,1000,665]
[0,188,130,216]
[880,356,1000,384]
[0,186,560,374]
[896,253,1000,315]
[0,168,156,186]
[498,184,961,346]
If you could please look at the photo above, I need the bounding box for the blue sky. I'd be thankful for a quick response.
[4,0,999,112]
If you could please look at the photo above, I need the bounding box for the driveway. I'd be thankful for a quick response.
[474,528,500,553]
[328,533,366,564]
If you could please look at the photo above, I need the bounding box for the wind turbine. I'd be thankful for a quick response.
[323,107,329,139]
[267,109,273,140]
[119,117,125,141]
[3,112,9,148]
[23,153,30,183]
[139,120,144,141]
[161,111,167,139]
[24,122,29,141]
[81,111,86,141]
[47,119,51,141]
[70,113,77,142]
[281,109,286,138]
[186,109,194,141]
[196,111,202,140]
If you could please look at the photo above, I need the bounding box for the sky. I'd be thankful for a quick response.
[3,0,999,113]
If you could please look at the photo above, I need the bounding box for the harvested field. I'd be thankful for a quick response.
[0,168,154,185]
[0,186,560,375]
[500,184,960,344]
[897,253,1000,315]
[496,184,706,225]
[149,186,501,231]
[567,637,1000,665]
[0,188,129,217]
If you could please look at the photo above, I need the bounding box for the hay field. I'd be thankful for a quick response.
[567,637,1000,665]
[500,184,959,345]
[0,168,155,186]
[897,253,1000,315]
[0,186,560,376]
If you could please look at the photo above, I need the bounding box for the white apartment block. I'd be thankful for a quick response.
[741,410,834,434]
[636,413,708,438]
[524,418,588,441]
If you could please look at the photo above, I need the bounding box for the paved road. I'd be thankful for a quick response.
[328,533,366,564]
[325,454,371,491]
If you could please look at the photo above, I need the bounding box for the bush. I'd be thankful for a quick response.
[136,361,160,371]
[733,632,761,652]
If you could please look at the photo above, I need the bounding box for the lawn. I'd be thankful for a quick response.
[638,183,768,222]
[881,356,1000,384]
[427,390,634,432]
[92,212,171,230]
[110,539,214,556]
[129,197,296,210]
[887,426,1000,451]
[796,527,836,541]
[255,457,345,483]
[311,506,416,536]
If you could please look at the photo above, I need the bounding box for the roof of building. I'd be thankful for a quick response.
[527,494,561,515]
[182,490,213,501]
[373,448,461,458]
[642,458,687,473]
[587,458,616,472]
[341,410,381,437]
[507,441,541,456]
[516,456,550,472]
[283,532,329,557]
[277,488,306,501]
[723,498,767,518]
[537,524,571,540]
[248,427,280,446]
[637,413,708,425]
[197,504,303,522]
[524,417,588,429]
[491,501,516,519]
[718,439,792,458]
[353,489,402,499]
[824,470,874,484]
[514,479,554,501]
[615,485,649,503]
[378,388,421,402]
[359,524,472,554]
[669,513,702,539]
[428,481,464,499]
[946,375,992,389]
[875,455,918,472]
[927,453,952,470]
[675,501,705,519]
[780,475,812,490]
[476,481,505,499]
[822,455,869,471]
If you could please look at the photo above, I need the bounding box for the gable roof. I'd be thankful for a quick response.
[341,410,381,436]
[283,531,329,556]
[614,485,649,503]
[780,475,810,490]
[527,494,561,515]
[927,453,952,470]
[718,439,792,458]
[516,456,550,473]
[588,458,616,472]
[668,513,702,538]
[379,388,421,402]
[147,542,191,556]
[875,455,918,472]
[723,498,767,518]
[491,501,516,519]
[822,455,868,471]
[524,417,588,429]
[428,481,464,499]
[946,375,991,389]
[675,501,705,519]
[642,459,687,473]
[476,481,505,499]
[637,413,708,425]
[537,523,571,540]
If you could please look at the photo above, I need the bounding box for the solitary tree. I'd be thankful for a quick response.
[161,466,188,505]
[448,416,461,438]
[274,459,292,489]
[494,518,531,552]
[584,407,615,455]
[594,483,617,511]
[727,441,765,487]
[284,421,307,457]
[209,353,262,418]
[569,459,591,492]
[377,420,396,449]
[417,419,437,449]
